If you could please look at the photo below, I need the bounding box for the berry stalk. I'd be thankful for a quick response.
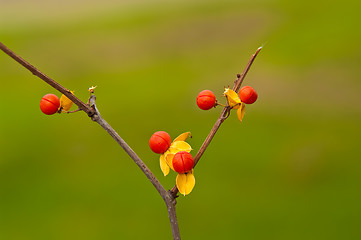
[171,46,262,196]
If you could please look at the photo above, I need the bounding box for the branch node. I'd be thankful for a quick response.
[169,188,179,199]
[221,108,231,121]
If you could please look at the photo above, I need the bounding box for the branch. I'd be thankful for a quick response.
[1,42,181,240]
[0,42,95,117]
[2,41,261,239]
[89,96,181,239]
[195,47,262,165]
[89,95,168,197]
[171,47,262,196]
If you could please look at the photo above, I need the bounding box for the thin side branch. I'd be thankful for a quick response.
[0,42,95,117]
[90,95,181,240]
[1,42,181,240]
[2,41,261,240]
[195,47,262,165]
[233,47,262,93]
[89,96,168,197]
[171,47,262,196]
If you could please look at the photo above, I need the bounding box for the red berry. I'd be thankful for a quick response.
[149,131,172,154]
[196,90,216,110]
[40,94,60,115]
[173,151,194,174]
[239,86,258,104]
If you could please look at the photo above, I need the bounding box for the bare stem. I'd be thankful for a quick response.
[90,95,181,240]
[1,41,181,240]
[195,47,262,165]
[171,47,262,196]
[0,42,95,117]
[233,47,262,93]
[89,96,167,196]
[166,192,181,240]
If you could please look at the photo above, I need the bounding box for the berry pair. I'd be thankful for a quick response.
[196,86,258,110]
[149,131,194,174]
[149,131,195,196]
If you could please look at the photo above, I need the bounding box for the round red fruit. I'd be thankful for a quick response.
[40,94,60,115]
[239,86,258,104]
[196,90,216,110]
[149,131,172,154]
[173,151,194,174]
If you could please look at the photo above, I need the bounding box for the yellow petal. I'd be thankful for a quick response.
[60,91,74,112]
[160,154,169,176]
[237,103,246,122]
[176,171,196,196]
[169,141,192,153]
[165,141,192,172]
[223,88,241,109]
[165,153,175,171]
[173,132,191,143]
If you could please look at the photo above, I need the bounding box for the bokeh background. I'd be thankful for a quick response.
[1,0,361,239]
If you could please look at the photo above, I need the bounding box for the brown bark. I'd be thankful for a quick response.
[1,41,262,240]
[0,42,181,240]
[171,47,262,196]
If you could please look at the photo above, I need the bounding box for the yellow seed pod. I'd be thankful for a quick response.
[160,154,170,176]
[168,141,192,153]
[173,132,191,143]
[176,170,195,196]
[224,88,241,109]
[165,153,175,171]
[237,103,246,122]
[59,91,74,112]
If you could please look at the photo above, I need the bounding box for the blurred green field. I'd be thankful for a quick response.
[1,0,361,239]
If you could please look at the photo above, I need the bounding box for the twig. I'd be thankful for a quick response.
[171,47,262,196]
[233,47,262,92]
[0,42,181,240]
[0,42,95,117]
[89,95,167,196]
[89,95,181,239]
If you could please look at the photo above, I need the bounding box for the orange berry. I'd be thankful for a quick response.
[196,90,216,110]
[173,151,194,174]
[149,131,172,154]
[40,94,60,115]
[239,86,258,104]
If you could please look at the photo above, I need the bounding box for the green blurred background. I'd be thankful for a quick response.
[1,0,361,239]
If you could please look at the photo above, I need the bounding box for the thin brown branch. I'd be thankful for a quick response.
[195,47,262,166]
[0,42,95,117]
[2,40,261,240]
[90,96,181,240]
[171,47,262,196]
[166,192,181,240]
[1,42,181,240]
[89,96,168,197]
[233,47,262,93]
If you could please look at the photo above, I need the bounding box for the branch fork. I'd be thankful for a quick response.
[0,41,261,240]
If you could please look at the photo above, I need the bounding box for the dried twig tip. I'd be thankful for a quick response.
[88,85,97,93]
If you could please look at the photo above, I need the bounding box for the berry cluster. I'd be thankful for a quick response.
[196,86,258,111]
[149,131,194,174]
[40,85,258,197]
[148,85,259,195]
[149,131,195,196]
[196,86,258,123]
